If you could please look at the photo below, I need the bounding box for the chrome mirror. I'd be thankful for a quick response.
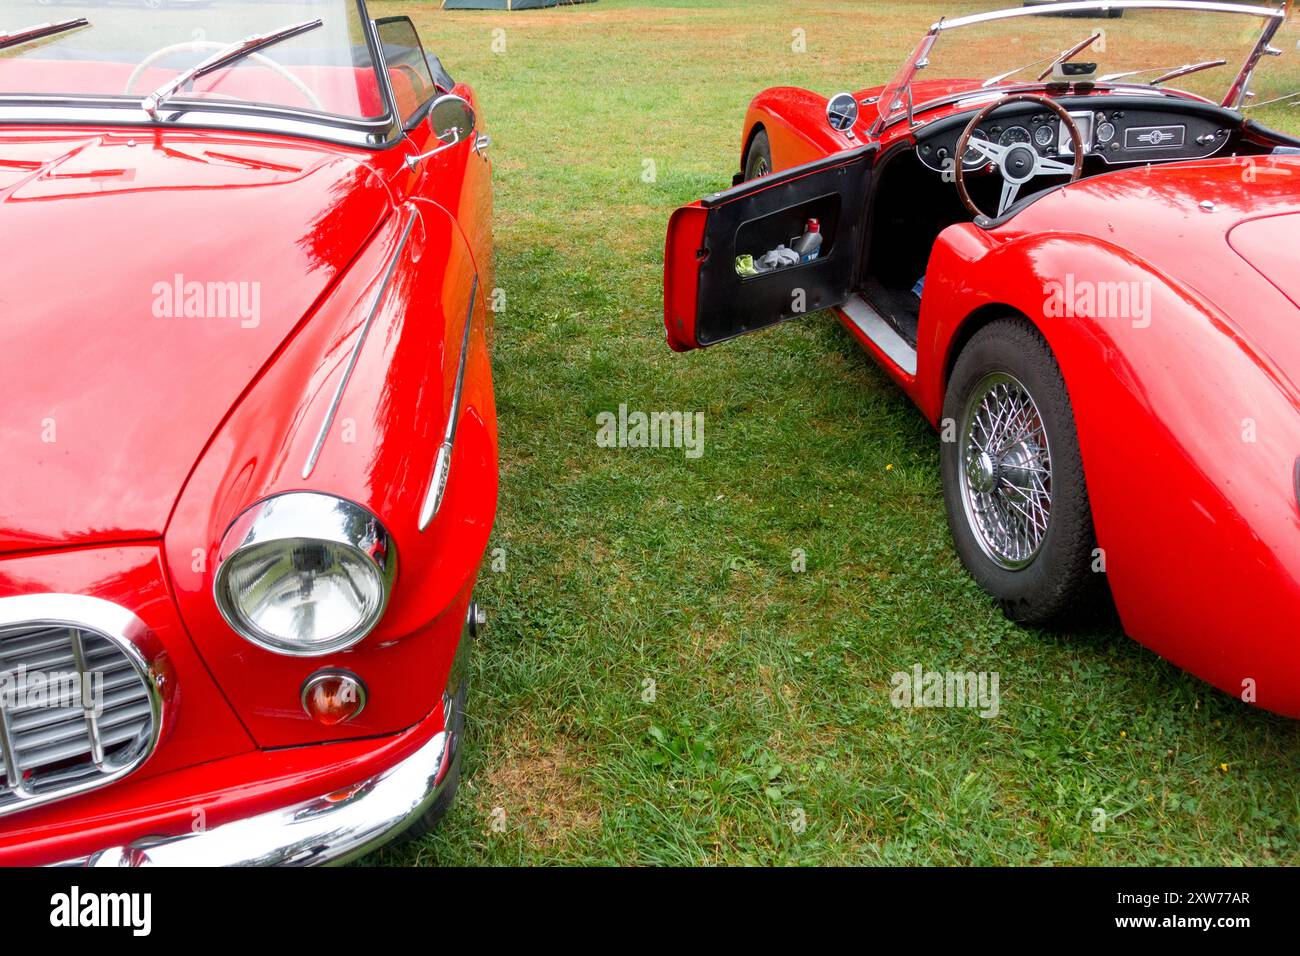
[406,94,476,171]
[826,92,860,132]
[430,93,475,144]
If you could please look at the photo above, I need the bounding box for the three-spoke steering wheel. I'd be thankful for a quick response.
[954,94,1084,223]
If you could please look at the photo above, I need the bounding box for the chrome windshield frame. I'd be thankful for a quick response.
[0,0,402,150]
[872,0,1287,135]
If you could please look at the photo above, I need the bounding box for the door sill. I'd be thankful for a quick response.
[840,294,918,376]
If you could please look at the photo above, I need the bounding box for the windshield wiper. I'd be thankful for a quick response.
[1151,59,1228,86]
[0,18,89,52]
[141,18,323,121]
[981,32,1101,88]
[1098,59,1227,85]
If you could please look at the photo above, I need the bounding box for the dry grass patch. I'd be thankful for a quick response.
[478,732,602,846]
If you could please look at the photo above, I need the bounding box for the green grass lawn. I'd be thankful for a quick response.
[367,0,1300,865]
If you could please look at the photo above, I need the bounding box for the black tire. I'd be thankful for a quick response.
[403,749,461,841]
[743,129,772,181]
[940,318,1099,625]
[400,671,467,841]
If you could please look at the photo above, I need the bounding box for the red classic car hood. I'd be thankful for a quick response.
[1017,155,1300,396]
[0,128,393,555]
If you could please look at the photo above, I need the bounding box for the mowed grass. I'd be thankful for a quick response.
[367,0,1300,865]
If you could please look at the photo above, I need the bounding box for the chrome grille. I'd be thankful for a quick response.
[0,615,159,818]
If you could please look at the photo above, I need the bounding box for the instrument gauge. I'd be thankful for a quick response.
[999,126,1031,147]
[1096,121,1117,145]
[1034,124,1055,148]
[963,130,992,168]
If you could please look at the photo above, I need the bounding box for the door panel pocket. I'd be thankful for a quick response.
[693,146,874,347]
[734,193,840,278]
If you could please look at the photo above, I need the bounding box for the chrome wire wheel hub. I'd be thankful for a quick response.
[958,372,1053,569]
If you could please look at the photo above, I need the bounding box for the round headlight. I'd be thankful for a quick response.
[214,493,396,656]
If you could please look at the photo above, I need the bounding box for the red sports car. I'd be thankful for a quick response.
[0,1,496,864]
[665,1,1300,716]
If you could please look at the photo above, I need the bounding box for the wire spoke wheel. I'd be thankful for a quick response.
[958,371,1053,569]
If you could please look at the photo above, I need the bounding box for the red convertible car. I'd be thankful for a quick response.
[665,2,1300,716]
[0,1,495,864]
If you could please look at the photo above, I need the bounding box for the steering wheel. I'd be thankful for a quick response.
[124,41,324,112]
[954,94,1084,223]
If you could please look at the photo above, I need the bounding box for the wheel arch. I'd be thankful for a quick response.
[740,122,767,172]
[940,302,1031,402]
[743,87,851,174]
[921,226,1300,715]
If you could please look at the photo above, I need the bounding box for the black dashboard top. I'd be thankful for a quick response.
[914,94,1238,174]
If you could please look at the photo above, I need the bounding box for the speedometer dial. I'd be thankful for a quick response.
[962,130,991,168]
[998,126,1031,147]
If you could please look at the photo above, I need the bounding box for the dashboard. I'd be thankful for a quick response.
[914,95,1236,174]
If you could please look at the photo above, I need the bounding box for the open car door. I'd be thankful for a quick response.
[664,145,875,351]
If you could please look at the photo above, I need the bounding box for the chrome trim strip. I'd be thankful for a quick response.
[841,295,918,376]
[67,629,104,766]
[0,103,392,149]
[365,12,403,137]
[1226,13,1284,110]
[0,697,21,793]
[213,492,398,657]
[418,276,478,532]
[302,208,419,480]
[0,595,165,818]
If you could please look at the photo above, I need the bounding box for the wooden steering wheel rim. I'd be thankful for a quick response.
[953,93,1085,222]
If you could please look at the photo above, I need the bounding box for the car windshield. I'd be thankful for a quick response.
[0,0,387,125]
[876,1,1298,130]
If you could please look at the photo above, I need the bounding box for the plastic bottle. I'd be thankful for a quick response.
[793,218,823,263]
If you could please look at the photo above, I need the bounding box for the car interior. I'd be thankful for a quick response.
[859,94,1300,353]
[694,90,1300,368]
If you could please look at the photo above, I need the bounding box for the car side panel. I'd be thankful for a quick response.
[390,82,493,283]
[918,227,1300,716]
[743,87,860,174]
[165,200,497,749]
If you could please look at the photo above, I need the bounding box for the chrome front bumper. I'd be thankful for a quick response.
[84,726,456,867]
[72,601,480,867]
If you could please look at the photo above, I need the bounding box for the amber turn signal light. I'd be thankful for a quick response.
[301,670,367,725]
